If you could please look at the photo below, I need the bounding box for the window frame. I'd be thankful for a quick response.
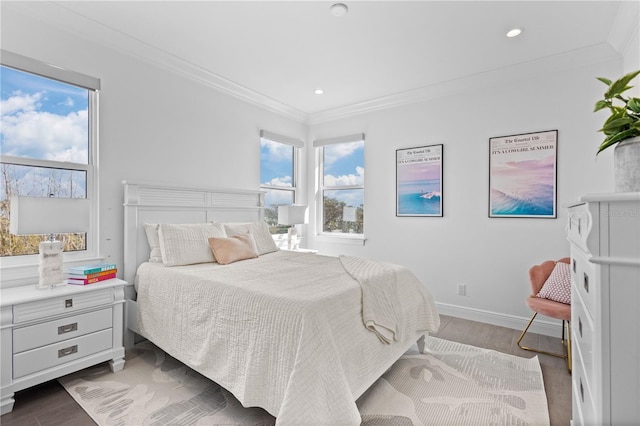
[259,130,303,236]
[0,51,100,281]
[315,134,366,240]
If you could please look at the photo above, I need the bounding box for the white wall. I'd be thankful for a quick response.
[0,8,306,286]
[306,60,624,333]
[2,4,637,335]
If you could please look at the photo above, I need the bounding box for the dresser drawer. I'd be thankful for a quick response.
[570,249,597,318]
[571,293,594,389]
[567,203,598,255]
[13,288,114,323]
[572,349,596,426]
[13,308,113,354]
[13,328,113,379]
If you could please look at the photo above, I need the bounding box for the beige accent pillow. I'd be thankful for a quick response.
[159,223,227,266]
[208,234,259,265]
[223,221,279,255]
[143,223,162,262]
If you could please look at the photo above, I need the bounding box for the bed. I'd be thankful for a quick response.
[123,181,440,425]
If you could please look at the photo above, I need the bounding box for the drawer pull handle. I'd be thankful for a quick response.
[579,317,583,338]
[572,259,577,273]
[578,219,581,235]
[65,299,73,308]
[580,378,584,403]
[583,273,589,293]
[58,323,78,335]
[58,345,78,358]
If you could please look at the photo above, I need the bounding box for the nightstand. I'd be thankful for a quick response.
[0,278,131,415]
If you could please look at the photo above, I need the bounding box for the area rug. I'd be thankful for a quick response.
[58,337,549,426]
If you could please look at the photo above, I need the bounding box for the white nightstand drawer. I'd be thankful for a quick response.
[13,288,114,323]
[573,350,596,426]
[13,328,113,379]
[570,249,597,317]
[13,308,113,354]
[571,294,594,388]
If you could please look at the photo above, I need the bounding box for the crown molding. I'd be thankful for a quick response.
[307,42,621,125]
[607,0,639,59]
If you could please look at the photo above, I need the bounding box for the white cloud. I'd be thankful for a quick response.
[324,166,364,186]
[263,176,292,187]
[261,138,292,161]
[0,91,42,115]
[1,91,88,163]
[324,140,364,166]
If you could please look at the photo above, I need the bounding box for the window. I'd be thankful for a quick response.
[0,51,99,264]
[315,134,365,236]
[259,130,303,234]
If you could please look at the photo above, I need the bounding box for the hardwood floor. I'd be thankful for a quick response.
[1,315,572,425]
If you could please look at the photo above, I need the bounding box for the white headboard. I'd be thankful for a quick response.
[122,181,265,285]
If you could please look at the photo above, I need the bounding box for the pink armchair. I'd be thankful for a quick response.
[517,257,571,372]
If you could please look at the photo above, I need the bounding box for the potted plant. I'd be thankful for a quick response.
[594,69,640,192]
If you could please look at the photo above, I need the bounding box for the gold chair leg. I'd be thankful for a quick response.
[517,313,569,362]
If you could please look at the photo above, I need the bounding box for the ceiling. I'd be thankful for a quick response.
[3,1,636,123]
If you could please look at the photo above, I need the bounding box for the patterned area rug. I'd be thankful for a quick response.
[59,337,549,426]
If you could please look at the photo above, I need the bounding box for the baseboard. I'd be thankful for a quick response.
[435,302,563,338]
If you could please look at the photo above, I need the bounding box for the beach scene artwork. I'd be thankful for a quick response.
[397,144,442,216]
[489,130,557,218]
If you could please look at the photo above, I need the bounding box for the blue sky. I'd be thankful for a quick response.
[1,65,88,162]
[1,66,89,199]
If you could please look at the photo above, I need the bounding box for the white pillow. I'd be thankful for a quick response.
[143,223,162,262]
[223,221,279,255]
[536,261,571,305]
[159,223,227,266]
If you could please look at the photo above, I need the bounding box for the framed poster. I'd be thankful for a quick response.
[489,130,557,218]
[396,144,443,217]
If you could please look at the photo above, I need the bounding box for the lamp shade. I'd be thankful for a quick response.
[277,205,308,226]
[342,206,357,222]
[10,196,90,235]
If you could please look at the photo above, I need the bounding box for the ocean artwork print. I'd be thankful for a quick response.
[489,130,557,218]
[397,144,443,216]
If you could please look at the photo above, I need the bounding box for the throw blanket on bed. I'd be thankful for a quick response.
[340,255,403,344]
[135,251,439,426]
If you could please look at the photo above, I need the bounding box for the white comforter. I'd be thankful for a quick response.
[135,250,439,425]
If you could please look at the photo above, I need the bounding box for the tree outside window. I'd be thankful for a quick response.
[260,136,298,234]
[320,139,364,234]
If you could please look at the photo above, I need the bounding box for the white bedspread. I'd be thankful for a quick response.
[135,251,439,425]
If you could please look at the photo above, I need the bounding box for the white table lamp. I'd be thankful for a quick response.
[10,196,90,289]
[278,205,308,251]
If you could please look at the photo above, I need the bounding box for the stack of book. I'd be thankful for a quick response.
[66,263,117,285]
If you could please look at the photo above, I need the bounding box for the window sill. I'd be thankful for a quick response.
[315,233,366,246]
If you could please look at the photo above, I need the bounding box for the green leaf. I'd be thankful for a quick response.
[597,128,638,154]
[605,70,640,99]
[601,117,633,132]
[628,98,640,113]
[594,100,611,112]
[596,77,612,86]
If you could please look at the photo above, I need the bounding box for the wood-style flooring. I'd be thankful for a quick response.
[1,315,572,426]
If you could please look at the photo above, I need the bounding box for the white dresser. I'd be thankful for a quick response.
[567,193,640,425]
[0,279,130,415]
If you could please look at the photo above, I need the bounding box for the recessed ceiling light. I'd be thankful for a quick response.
[330,3,348,17]
[506,28,523,38]
[314,89,324,95]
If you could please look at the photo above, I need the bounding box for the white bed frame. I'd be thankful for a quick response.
[121,180,425,405]
[122,181,266,346]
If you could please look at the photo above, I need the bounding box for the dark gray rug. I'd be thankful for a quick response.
[59,337,548,425]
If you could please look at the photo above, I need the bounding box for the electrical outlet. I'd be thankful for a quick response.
[457,283,467,296]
